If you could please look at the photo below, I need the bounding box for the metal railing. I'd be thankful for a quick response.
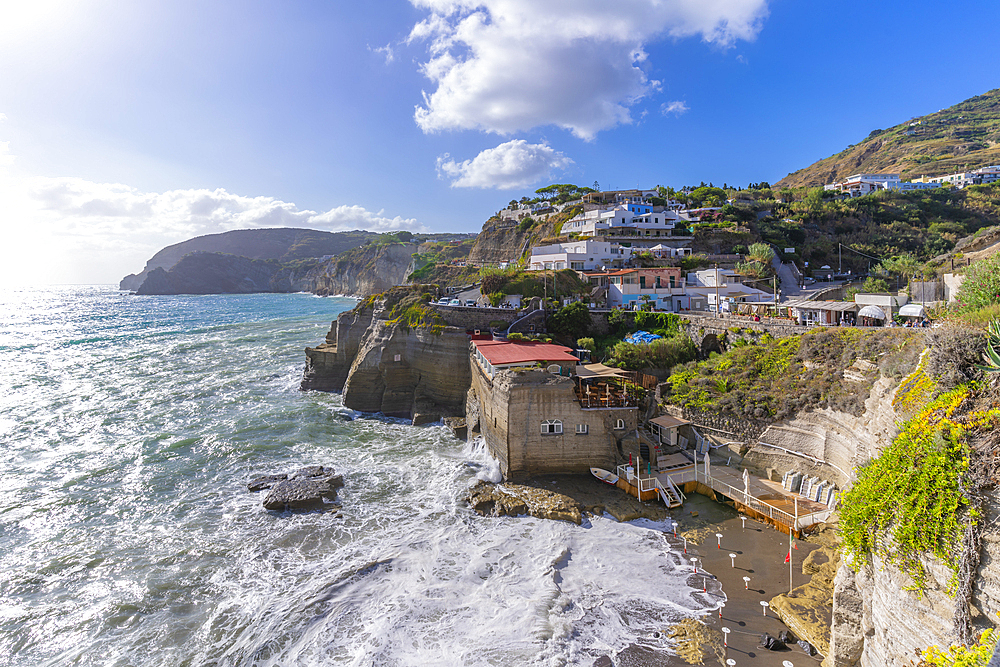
[693,465,833,530]
[617,465,683,507]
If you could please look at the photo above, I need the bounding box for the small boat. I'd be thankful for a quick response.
[590,467,619,485]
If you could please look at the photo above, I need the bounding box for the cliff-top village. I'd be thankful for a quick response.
[297,166,1000,665]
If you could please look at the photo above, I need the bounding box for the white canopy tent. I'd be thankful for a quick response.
[899,303,925,318]
[858,305,887,320]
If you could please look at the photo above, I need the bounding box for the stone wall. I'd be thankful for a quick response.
[468,361,631,479]
[428,305,546,333]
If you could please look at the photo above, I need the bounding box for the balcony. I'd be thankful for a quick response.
[573,371,656,409]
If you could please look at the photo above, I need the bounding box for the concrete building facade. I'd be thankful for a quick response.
[467,340,638,479]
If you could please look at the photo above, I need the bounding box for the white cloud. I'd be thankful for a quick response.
[370,43,395,64]
[662,100,690,115]
[408,0,768,139]
[0,174,424,284]
[437,139,572,190]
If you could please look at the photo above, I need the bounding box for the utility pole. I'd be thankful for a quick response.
[715,263,721,318]
[839,243,842,275]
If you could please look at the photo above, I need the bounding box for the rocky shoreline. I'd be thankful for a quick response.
[465,474,834,666]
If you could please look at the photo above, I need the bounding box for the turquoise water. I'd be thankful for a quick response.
[0,286,712,666]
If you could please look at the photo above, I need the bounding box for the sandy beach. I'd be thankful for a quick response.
[523,475,829,666]
[669,493,826,667]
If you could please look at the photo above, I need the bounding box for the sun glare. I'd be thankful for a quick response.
[0,0,80,42]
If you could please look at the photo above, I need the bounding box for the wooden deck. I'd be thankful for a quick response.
[647,459,833,534]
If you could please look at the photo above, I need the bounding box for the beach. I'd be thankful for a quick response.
[527,475,829,666]
[671,493,826,667]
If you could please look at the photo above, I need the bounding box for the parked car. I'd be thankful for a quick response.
[449,299,462,306]
[464,300,477,307]
[437,298,451,304]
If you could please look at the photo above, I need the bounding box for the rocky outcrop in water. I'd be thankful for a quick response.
[248,465,344,511]
[301,289,471,422]
[465,480,583,524]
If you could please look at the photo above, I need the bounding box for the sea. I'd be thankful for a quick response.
[0,286,717,667]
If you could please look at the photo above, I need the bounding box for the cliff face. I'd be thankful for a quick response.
[134,252,317,295]
[742,376,900,489]
[831,495,1000,667]
[301,296,471,423]
[121,228,379,290]
[308,243,417,297]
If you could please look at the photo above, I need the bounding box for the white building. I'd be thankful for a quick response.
[561,203,682,238]
[685,268,771,312]
[528,240,632,271]
[921,165,1000,189]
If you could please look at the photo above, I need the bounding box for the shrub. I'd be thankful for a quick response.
[608,336,696,372]
[956,253,1000,311]
[918,629,996,667]
[577,337,596,352]
[548,302,591,340]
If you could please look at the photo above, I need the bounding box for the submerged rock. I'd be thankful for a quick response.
[248,465,344,511]
[247,473,287,492]
[465,480,582,524]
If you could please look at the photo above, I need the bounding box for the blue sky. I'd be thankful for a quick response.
[1,0,998,283]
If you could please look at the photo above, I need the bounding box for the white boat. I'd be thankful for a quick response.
[590,467,619,485]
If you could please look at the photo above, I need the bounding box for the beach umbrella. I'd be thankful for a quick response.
[858,305,886,320]
[704,452,711,478]
[742,468,750,495]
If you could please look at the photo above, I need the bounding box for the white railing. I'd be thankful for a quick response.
[617,465,683,507]
[694,464,832,530]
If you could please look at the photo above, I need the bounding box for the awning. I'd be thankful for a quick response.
[899,303,925,318]
[650,415,691,429]
[575,363,628,379]
[858,305,887,319]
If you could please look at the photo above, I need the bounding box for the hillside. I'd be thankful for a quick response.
[777,88,1000,189]
[120,228,382,290]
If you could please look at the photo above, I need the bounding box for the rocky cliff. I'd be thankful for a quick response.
[120,228,380,290]
[721,361,1000,667]
[134,252,317,295]
[301,290,471,423]
[308,242,417,296]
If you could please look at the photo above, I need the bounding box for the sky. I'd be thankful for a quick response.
[1,0,998,284]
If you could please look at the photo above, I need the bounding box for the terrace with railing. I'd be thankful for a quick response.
[573,369,656,409]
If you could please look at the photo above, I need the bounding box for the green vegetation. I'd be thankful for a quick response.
[845,276,891,300]
[839,378,999,591]
[955,252,1000,311]
[778,88,1000,189]
[547,302,592,340]
[756,186,1000,270]
[663,328,921,419]
[355,286,447,333]
[608,337,696,372]
[406,238,477,286]
[918,629,997,667]
[979,320,1000,373]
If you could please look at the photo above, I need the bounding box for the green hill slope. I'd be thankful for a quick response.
[777,88,1000,189]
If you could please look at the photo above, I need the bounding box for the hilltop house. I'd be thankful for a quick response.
[824,172,940,197]
[528,239,632,272]
[467,338,640,478]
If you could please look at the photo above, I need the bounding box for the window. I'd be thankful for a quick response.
[541,420,563,435]
[576,424,588,434]
[615,419,625,430]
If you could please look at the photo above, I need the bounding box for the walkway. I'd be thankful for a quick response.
[622,455,834,533]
